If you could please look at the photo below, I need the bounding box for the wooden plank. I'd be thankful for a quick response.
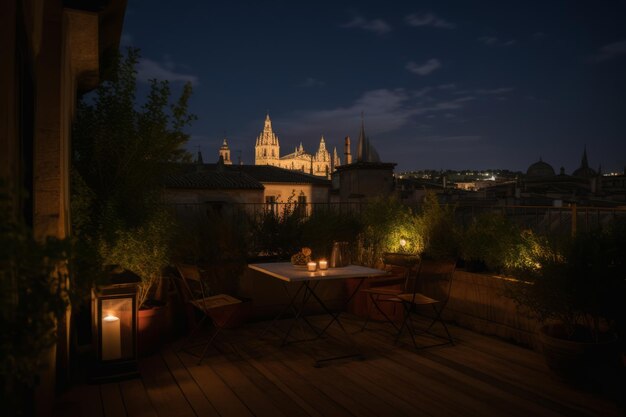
[119,379,158,417]
[100,383,126,417]
[201,348,289,417]
[230,347,315,417]
[139,354,196,417]
[273,337,403,417]
[178,350,255,417]
[160,349,220,417]
[233,338,352,417]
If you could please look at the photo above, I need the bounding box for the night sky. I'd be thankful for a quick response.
[122,0,626,173]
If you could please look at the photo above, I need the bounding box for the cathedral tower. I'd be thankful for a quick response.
[219,138,232,165]
[255,113,280,165]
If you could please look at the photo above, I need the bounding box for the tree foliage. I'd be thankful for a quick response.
[72,48,196,306]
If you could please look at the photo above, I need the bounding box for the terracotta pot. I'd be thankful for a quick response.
[138,304,167,356]
[539,323,620,382]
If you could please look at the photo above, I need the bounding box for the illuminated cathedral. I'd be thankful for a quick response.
[252,113,341,177]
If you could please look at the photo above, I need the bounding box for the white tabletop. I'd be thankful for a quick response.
[248,262,389,283]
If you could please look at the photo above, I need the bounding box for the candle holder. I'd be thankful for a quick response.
[91,268,140,382]
[307,261,317,272]
[318,259,328,270]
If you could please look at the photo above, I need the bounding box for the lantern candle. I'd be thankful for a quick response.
[102,315,122,360]
[318,259,328,270]
[307,261,317,272]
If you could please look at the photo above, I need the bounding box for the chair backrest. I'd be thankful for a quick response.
[175,263,209,304]
[382,253,421,293]
[411,258,457,303]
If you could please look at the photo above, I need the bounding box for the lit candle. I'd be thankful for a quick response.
[307,261,317,272]
[102,315,122,360]
[319,259,328,270]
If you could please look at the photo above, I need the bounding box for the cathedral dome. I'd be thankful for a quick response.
[526,158,555,177]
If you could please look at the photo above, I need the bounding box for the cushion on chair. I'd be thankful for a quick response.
[361,287,403,295]
[189,294,241,311]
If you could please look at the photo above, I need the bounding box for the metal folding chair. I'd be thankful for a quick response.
[175,264,241,364]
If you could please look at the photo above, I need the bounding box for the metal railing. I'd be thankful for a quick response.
[166,201,626,236]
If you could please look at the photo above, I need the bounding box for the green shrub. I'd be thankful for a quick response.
[419,192,461,260]
[461,212,520,272]
[356,197,424,267]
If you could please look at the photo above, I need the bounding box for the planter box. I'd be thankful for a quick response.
[423,269,540,349]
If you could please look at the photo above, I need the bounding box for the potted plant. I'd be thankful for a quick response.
[100,209,173,355]
[506,223,625,382]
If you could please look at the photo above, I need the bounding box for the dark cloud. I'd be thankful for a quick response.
[405,13,455,29]
[406,59,442,76]
[136,57,199,85]
[594,39,626,62]
[340,15,392,35]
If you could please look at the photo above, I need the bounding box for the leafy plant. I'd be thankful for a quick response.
[461,212,521,272]
[419,192,461,260]
[0,186,72,416]
[100,210,172,308]
[251,191,304,259]
[505,223,625,342]
[356,197,423,267]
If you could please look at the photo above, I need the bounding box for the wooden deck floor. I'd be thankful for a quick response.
[54,315,622,417]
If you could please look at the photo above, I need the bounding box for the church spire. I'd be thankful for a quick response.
[255,113,280,165]
[580,145,589,169]
[264,113,272,133]
[197,146,203,164]
[219,138,232,165]
[357,113,368,162]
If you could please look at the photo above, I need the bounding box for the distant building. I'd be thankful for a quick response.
[164,152,331,215]
[515,148,624,206]
[332,119,396,202]
[252,114,341,177]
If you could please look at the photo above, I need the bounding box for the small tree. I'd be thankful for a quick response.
[72,48,196,307]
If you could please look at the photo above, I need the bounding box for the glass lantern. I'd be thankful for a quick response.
[91,280,139,381]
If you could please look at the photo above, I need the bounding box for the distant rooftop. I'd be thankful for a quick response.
[164,160,330,190]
